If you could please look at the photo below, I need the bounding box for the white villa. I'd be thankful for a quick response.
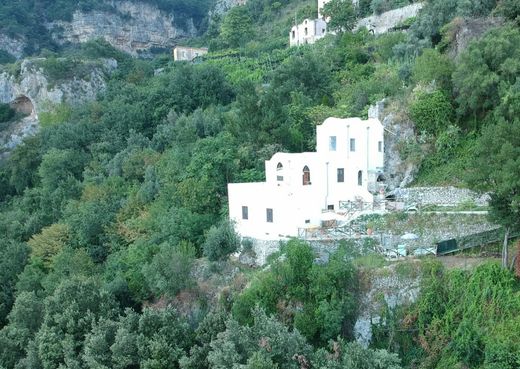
[228,117,385,240]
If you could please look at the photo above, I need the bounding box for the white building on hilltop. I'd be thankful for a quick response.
[228,117,385,240]
[290,18,328,46]
[289,0,332,46]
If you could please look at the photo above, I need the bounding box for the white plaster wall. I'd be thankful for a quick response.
[228,117,384,240]
[289,18,328,47]
[316,117,384,170]
[228,182,305,239]
[173,47,208,61]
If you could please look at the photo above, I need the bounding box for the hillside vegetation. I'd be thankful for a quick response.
[0,0,520,368]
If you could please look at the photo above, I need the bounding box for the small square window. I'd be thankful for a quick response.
[266,208,273,223]
[242,206,248,220]
[327,204,334,210]
[329,136,337,151]
[305,219,310,224]
[337,168,344,183]
[378,141,383,152]
[350,138,356,152]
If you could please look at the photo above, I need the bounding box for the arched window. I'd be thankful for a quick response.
[357,170,363,186]
[276,162,283,181]
[303,166,311,185]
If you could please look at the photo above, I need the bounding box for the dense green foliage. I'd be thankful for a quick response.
[1,0,520,368]
[233,241,358,345]
[321,0,356,33]
[372,261,520,369]
[0,103,15,124]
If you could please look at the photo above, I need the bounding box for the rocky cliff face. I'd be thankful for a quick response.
[48,1,197,56]
[369,100,418,189]
[446,17,503,59]
[0,58,115,158]
[212,0,247,15]
[0,34,26,60]
[354,262,421,347]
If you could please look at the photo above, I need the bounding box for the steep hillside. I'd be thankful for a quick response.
[0,0,520,369]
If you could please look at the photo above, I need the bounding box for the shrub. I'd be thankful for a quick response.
[143,241,196,298]
[203,220,240,261]
[409,90,454,134]
[411,48,454,92]
[0,103,15,123]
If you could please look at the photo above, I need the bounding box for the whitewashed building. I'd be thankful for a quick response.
[289,0,332,47]
[289,18,328,46]
[228,117,385,240]
[173,46,208,61]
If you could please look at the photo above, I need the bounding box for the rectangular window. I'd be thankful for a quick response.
[242,206,248,220]
[292,30,295,38]
[304,27,308,35]
[277,175,284,181]
[305,219,310,224]
[329,136,337,151]
[327,204,334,210]
[350,138,356,152]
[378,141,383,152]
[337,168,344,182]
[266,208,273,223]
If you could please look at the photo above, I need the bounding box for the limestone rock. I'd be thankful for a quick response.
[0,57,115,157]
[212,0,248,15]
[354,262,421,347]
[369,100,418,190]
[48,1,197,56]
[0,34,26,59]
[446,17,504,59]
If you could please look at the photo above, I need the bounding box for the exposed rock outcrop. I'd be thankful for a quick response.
[354,262,421,347]
[369,99,418,189]
[48,1,197,56]
[445,17,504,59]
[212,0,248,15]
[356,2,424,35]
[0,58,115,158]
[0,34,26,59]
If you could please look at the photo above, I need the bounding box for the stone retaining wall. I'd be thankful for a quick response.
[395,186,489,206]
[355,3,424,35]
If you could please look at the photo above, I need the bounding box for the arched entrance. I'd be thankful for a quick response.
[9,95,34,116]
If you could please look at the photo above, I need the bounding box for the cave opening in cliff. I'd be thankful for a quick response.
[10,95,34,116]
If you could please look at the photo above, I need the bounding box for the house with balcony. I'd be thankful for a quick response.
[228,117,385,240]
